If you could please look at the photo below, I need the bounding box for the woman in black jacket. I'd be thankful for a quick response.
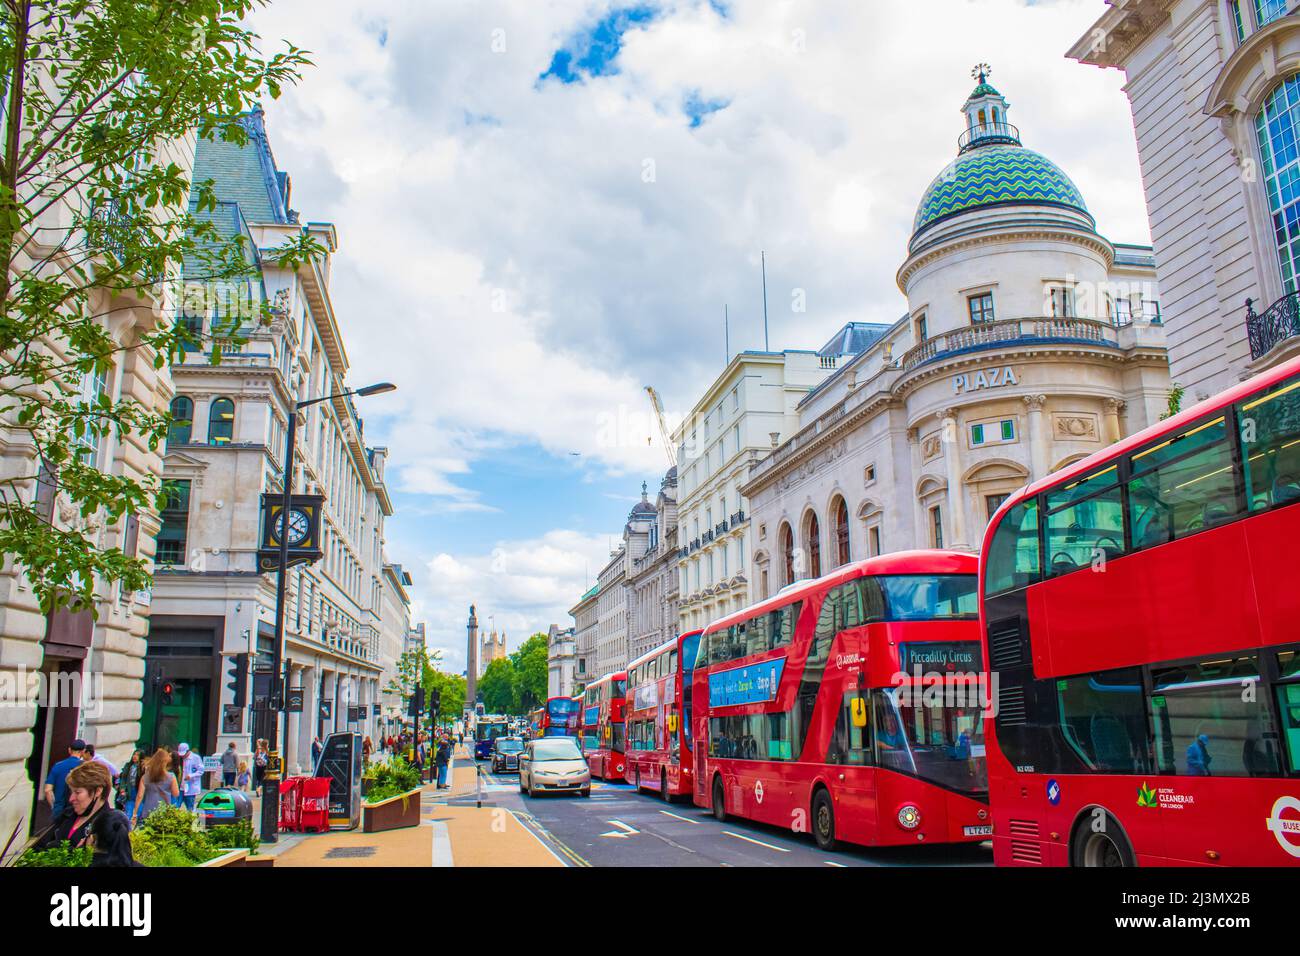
[39,759,137,867]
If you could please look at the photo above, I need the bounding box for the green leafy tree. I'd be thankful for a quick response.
[423,666,465,723]
[0,1,313,615]
[478,657,516,715]
[509,633,549,712]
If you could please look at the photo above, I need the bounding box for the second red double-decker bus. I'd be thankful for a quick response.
[691,551,991,852]
[980,354,1300,867]
[625,630,703,800]
[530,697,581,739]
[580,672,627,780]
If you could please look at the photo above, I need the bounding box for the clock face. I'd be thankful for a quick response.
[274,508,311,547]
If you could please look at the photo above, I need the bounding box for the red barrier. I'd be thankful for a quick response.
[277,777,301,832]
[298,778,331,833]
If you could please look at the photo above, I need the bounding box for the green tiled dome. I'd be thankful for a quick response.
[912,144,1090,244]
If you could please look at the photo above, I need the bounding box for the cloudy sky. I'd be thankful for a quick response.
[247,0,1148,674]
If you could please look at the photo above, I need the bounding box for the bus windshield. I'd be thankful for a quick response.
[476,722,507,742]
[547,698,577,720]
[873,689,987,793]
[878,575,978,621]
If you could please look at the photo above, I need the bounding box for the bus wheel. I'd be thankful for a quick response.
[712,777,727,822]
[812,789,838,852]
[661,769,671,803]
[1070,813,1135,868]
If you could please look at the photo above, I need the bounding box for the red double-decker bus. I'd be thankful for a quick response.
[691,551,991,851]
[625,630,703,800]
[530,696,580,739]
[980,355,1300,867]
[580,672,628,781]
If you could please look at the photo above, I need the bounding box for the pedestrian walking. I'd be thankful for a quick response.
[236,761,251,791]
[37,761,137,867]
[131,748,179,828]
[43,738,87,820]
[83,743,120,781]
[177,743,203,811]
[435,736,451,789]
[311,736,323,767]
[117,750,144,816]
[253,739,269,793]
[362,735,373,763]
[220,742,238,787]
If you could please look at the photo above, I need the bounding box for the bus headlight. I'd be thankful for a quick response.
[897,805,922,830]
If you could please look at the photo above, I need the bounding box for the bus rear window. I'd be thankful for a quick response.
[984,499,1040,597]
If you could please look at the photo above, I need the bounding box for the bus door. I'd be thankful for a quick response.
[826,682,877,843]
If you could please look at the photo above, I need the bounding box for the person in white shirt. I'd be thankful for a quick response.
[177,743,204,811]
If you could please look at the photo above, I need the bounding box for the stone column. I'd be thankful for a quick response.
[1022,394,1049,481]
[908,427,927,546]
[1103,398,1126,445]
[939,408,968,550]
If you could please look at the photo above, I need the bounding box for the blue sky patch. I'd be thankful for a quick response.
[539,5,659,84]
[684,89,729,128]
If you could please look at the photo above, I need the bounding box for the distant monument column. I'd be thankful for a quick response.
[466,605,479,719]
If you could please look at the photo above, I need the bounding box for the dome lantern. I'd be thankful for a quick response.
[960,63,1019,153]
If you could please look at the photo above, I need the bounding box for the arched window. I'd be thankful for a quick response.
[1256,75,1300,293]
[208,397,235,445]
[168,396,193,446]
[806,512,821,579]
[780,523,794,586]
[834,496,850,567]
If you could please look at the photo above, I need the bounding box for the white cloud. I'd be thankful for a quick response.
[246,0,1149,638]
[412,529,617,674]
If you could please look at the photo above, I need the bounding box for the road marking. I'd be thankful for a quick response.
[507,808,584,867]
[723,830,790,853]
[429,821,454,867]
[599,819,640,839]
[658,809,701,825]
[824,860,846,868]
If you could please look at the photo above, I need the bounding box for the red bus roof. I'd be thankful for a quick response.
[1010,351,1300,506]
[626,629,703,672]
[583,671,627,689]
[702,549,978,637]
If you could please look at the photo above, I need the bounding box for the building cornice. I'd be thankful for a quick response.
[1067,0,1175,69]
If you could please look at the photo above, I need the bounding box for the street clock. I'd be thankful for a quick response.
[257,493,325,572]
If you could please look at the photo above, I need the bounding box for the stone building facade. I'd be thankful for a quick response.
[146,110,395,776]
[626,469,681,661]
[546,624,577,699]
[743,74,1171,594]
[1069,2,1300,400]
[569,587,598,692]
[0,125,195,846]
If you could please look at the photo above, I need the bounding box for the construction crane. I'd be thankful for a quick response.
[645,386,678,469]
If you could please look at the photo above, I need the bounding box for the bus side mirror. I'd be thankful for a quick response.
[850,697,868,729]
[668,714,679,734]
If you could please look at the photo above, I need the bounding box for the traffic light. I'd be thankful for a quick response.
[225,653,248,707]
[161,680,175,706]
[429,689,441,719]
[408,686,424,718]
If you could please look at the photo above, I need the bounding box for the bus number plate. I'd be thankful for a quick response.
[963,825,993,837]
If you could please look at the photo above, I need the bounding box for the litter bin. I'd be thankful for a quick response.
[196,788,254,826]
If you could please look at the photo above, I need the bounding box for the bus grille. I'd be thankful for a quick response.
[1008,819,1039,837]
[988,619,1025,669]
[1010,838,1043,865]
[997,685,1027,725]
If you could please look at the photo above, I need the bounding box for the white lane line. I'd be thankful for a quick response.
[658,809,702,825]
[824,860,846,867]
[429,821,454,867]
[506,808,574,867]
[723,830,790,853]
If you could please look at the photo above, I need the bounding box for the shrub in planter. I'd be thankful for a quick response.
[14,841,92,868]
[363,757,421,805]
[132,805,218,866]
[207,819,257,854]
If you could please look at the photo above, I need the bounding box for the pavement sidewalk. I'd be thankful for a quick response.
[263,743,564,867]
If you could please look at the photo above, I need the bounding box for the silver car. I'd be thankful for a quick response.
[519,737,591,798]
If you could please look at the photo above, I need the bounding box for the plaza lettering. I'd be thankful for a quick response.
[952,366,1017,394]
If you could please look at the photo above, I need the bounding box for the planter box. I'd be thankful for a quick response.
[362,789,422,833]
[199,849,252,868]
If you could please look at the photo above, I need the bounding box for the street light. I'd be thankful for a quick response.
[260,381,396,843]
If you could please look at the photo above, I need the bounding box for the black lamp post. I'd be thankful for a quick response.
[259,381,396,843]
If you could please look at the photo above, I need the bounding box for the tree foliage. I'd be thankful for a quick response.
[474,633,550,715]
[0,0,313,615]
